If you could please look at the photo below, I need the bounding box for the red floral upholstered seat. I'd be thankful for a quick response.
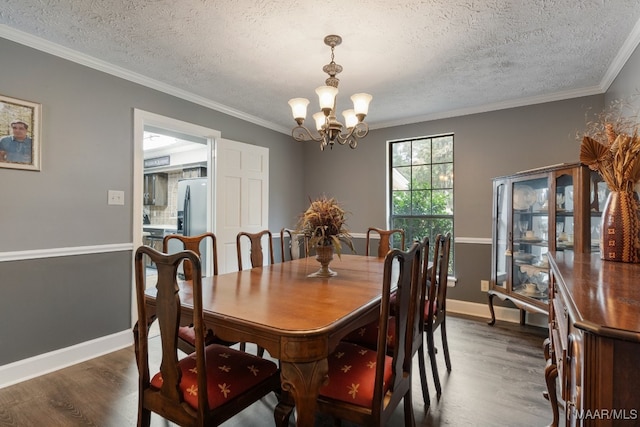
[150,343,278,410]
[343,321,379,349]
[344,297,436,351]
[176,325,234,351]
[319,341,393,408]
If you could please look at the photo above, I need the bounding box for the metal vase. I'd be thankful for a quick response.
[308,244,338,278]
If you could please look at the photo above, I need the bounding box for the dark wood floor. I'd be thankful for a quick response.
[0,314,553,426]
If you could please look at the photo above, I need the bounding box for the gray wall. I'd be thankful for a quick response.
[605,44,640,108]
[303,95,605,306]
[1,33,638,367]
[0,38,304,365]
[303,96,604,236]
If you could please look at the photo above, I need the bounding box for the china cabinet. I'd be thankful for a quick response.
[488,163,608,325]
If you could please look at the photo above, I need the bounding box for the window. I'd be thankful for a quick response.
[389,134,454,271]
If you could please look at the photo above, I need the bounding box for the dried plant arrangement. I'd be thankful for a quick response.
[579,99,640,192]
[296,195,355,257]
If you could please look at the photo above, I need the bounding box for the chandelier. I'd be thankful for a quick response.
[288,35,372,151]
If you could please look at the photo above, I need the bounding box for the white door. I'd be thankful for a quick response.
[215,138,269,273]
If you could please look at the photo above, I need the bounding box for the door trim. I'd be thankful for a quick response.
[132,109,221,327]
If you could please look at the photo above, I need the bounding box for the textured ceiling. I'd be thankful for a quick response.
[2,1,640,134]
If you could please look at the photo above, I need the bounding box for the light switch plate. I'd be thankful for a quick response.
[108,190,125,205]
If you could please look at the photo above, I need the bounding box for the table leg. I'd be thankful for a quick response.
[280,359,329,427]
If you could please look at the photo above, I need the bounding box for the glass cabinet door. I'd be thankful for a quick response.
[589,170,609,253]
[555,171,575,252]
[512,176,549,302]
[493,181,508,289]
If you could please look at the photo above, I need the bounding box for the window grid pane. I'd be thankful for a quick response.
[389,134,454,273]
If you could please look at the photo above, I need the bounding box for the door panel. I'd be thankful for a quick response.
[215,139,269,274]
[248,179,264,226]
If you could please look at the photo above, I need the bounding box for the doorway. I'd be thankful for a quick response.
[132,110,270,326]
[142,127,209,280]
[133,110,220,324]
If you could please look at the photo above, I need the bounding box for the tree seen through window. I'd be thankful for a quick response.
[389,134,454,272]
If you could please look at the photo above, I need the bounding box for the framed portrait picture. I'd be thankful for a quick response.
[0,94,41,171]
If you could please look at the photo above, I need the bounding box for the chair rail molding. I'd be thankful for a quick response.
[0,243,133,262]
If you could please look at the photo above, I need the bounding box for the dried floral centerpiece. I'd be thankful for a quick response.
[296,195,355,277]
[579,100,640,262]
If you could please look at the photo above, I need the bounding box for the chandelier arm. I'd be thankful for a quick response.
[335,122,369,147]
[291,125,324,143]
[351,122,369,139]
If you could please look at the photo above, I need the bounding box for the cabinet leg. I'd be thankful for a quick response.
[487,293,497,326]
[544,362,559,427]
[543,337,551,361]
[519,308,526,325]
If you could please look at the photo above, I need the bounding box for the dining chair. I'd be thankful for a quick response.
[365,227,405,257]
[424,233,453,398]
[133,245,281,427]
[341,237,431,407]
[163,232,218,280]
[236,230,275,270]
[280,227,308,262]
[278,241,422,426]
[162,232,235,355]
[236,230,275,356]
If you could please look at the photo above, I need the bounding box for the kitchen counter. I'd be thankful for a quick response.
[144,224,177,230]
[143,224,178,238]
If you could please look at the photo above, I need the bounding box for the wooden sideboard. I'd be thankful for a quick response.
[546,251,640,426]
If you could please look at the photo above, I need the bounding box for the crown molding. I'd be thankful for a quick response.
[370,85,605,130]
[600,15,640,91]
[0,25,290,135]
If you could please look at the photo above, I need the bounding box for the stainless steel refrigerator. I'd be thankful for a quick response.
[169,177,209,275]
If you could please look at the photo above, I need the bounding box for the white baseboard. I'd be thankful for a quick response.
[0,299,546,390]
[447,299,549,329]
[0,330,132,389]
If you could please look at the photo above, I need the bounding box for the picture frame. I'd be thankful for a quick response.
[0,94,41,171]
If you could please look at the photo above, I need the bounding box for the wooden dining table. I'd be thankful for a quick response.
[143,254,389,427]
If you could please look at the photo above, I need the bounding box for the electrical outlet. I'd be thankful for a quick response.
[108,190,125,205]
[481,280,490,292]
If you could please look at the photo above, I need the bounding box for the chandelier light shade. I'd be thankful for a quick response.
[288,35,372,150]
